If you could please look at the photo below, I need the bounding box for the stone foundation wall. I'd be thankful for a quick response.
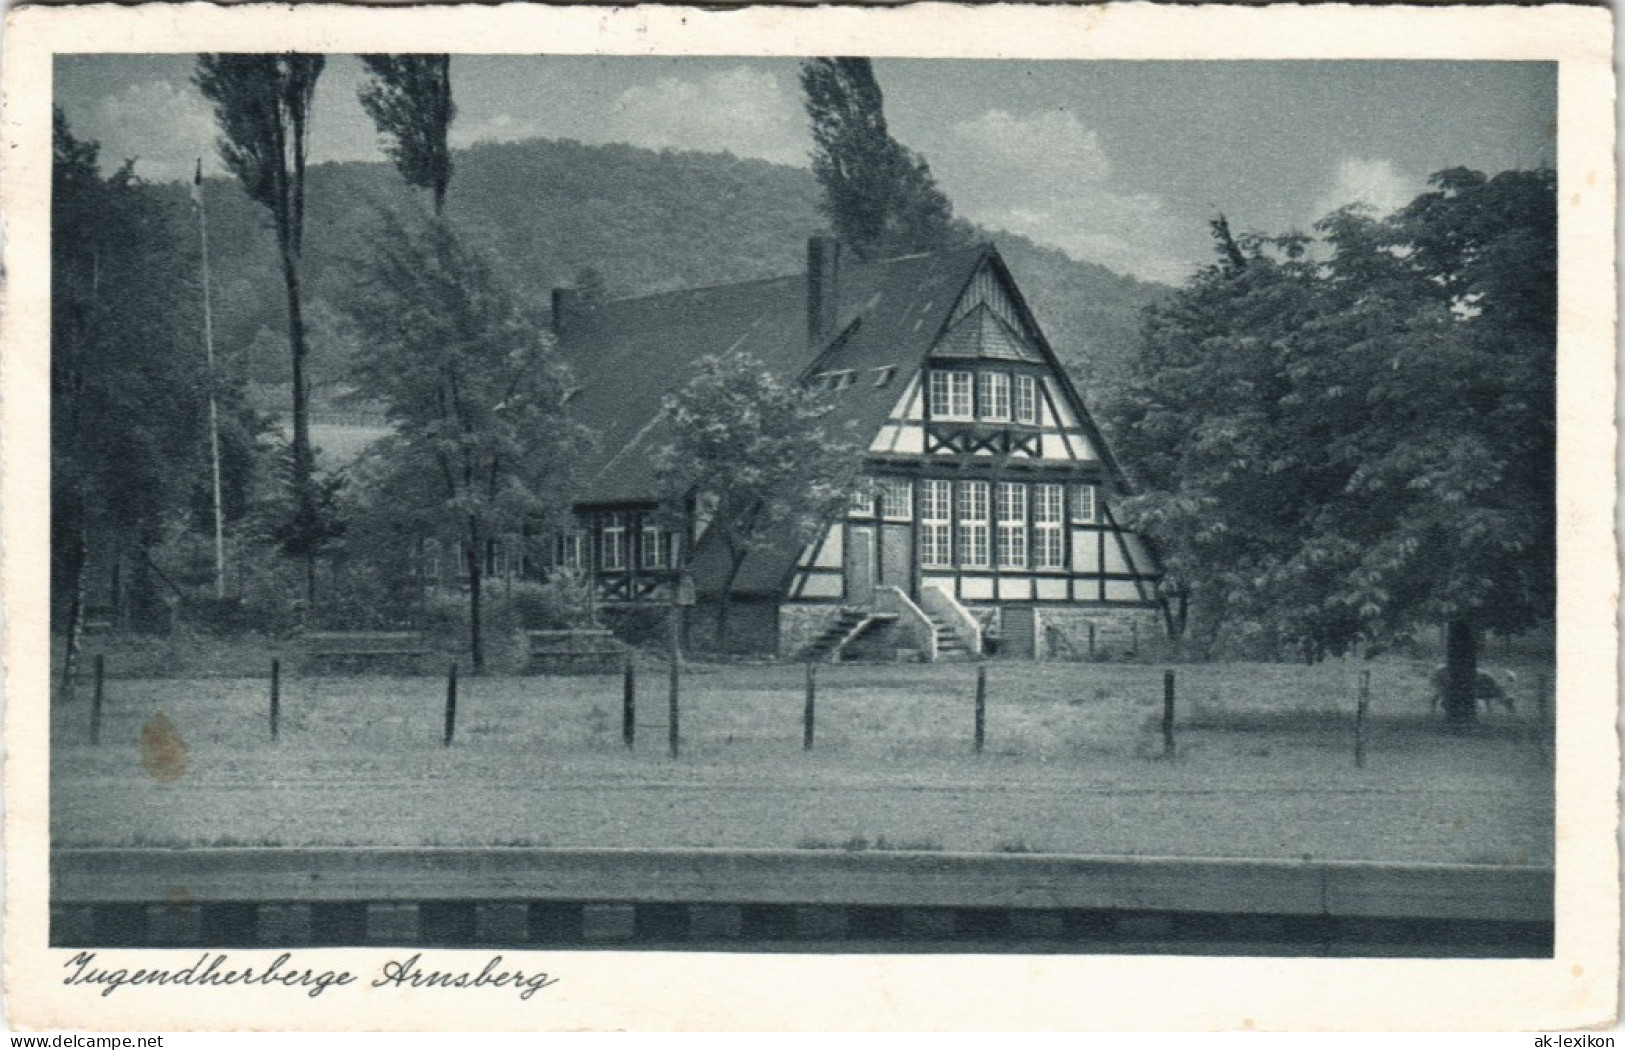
[1027,604,1170,661]
[777,603,842,659]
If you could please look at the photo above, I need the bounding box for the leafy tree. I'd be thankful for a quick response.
[800,57,965,261]
[1118,169,1555,724]
[52,111,217,682]
[357,55,455,217]
[194,53,326,599]
[655,350,863,648]
[344,215,590,673]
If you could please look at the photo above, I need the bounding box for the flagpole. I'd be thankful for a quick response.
[196,159,226,599]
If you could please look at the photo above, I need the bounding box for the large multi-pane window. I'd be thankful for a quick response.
[1034,483,1065,569]
[956,481,990,568]
[879,478,913,521]
[996,482,1028,568]
[601,513,628,570]
[1071,483,1097,524]
[929,370,974,419]
[920,480,953,566]
[1014,375,1039,424]
[978,372,1011,422]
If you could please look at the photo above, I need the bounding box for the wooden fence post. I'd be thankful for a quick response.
[270,658,281,741]
[668,609,681,760]
[443,662,458,747]
[1355,669,1370,769]
[974,663,987,754]
[90,654,105,746]
[622,654,636,750]
[1536,672,1550,764]
[804,662,817,751]
[1161,670,1176,758]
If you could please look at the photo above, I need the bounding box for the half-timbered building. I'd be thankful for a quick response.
[549,237,1167,659]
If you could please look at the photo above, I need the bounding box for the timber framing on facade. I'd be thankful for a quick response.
[547,237,1167,660]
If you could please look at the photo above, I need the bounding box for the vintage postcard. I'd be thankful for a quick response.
[2,1,1616,1033]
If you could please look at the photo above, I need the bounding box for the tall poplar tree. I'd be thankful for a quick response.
[357,55,456,217]
[194,53,327,600]
[800,57,963,261]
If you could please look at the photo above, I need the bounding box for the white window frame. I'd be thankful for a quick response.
[997,482,1028,569]
[979,371,1012,422]
[849,486,875,517]
[957,481,990,569]
[556,531,585,572]
[920,480,953,567]
[601,513,628,570]
[641,522,674,569]
[880,478,913,521]
[1072,484,1097,525]
[1014,374,1039,425]
[930,369,973,420]
[1034,483,1065,569]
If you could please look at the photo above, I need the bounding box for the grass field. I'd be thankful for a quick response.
[50,657,1555,865]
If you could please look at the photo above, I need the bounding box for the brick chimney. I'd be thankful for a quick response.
[807,236,841,349]
[551,287,580,338]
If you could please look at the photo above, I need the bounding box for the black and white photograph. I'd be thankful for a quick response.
[3,2,1616,1033]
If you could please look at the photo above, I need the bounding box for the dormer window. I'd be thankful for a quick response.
[1014,374,1039,424]
[929,369,973,420]
[979,372,1011,422]
[1071,484,1097,525]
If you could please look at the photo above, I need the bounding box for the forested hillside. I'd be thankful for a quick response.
[190,137,1166,426]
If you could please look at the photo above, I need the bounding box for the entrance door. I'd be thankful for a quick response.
[845,526,876,604]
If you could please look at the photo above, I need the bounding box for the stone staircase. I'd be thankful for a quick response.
[800,607,900,662]
[927,613,973,660]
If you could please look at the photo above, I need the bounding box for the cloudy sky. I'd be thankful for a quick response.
[55,56,1554,283]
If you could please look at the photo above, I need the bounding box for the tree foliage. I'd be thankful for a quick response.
[800,57,966,262]
[52,110,267,657]
[357,55,455,217]
[1117,168,1555,722]
[655,350,864,648]
[194,53,327,593]
[343,214,591,672]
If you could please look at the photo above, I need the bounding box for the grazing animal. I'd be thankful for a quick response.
[1430,665,1517,714]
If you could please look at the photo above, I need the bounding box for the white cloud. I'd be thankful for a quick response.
[601,68,805,165]
[929,108,1190,282]
[92,80,219,183]
[1311,158,1416,221]
[947,109,1111,195]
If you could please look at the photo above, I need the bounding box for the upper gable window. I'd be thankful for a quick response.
[929,370,973,420]
[1071,484,1097,525]
[978,372,1012,422]
[1014,374,1039,425]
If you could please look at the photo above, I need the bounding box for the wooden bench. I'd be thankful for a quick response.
[526,629,626,675]
[303,631,430,675]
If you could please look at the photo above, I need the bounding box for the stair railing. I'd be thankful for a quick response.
[875,586,937,662]
[920,583,982,656]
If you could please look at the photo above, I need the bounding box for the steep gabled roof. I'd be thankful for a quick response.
[555,240,1135,597]
[557,243,990,506]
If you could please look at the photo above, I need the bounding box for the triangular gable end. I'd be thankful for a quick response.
[935,261,1044,362]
